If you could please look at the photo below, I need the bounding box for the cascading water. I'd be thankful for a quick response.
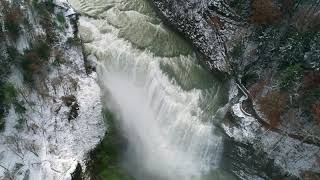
[69,0,233,179]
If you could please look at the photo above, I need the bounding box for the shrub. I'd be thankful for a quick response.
[250,0,282,25]
[277,29,317,70]
[0,24,3,38]
[293,4,320,32]
[56,13,66,25]
[51,48,65,66]
[2,82,18,107]
[14,101,26,115]
[7,41,51,84]
[231,41,245,59]
[229,0,252,19]
[242,72,259,87]
[249,78,268,99]
[7,46,20,62]
[34,41,51,60]
[301,171,320,180]
[32,0,54,14]
[45,0,55,13]
[52,57,65,66]
[280,64,303,89]
[19,41,51,82]
[300,71,320,95]
[0,50,11,76]
[0,117,4,131]
[312,102,320,125]
[209,16,224,29]
[259,91,288,128]
[14,118,26,130]
[312,88,320,98]
[0,83,7,131]
[66,37,82,46]
[4,7,24,37]
[32,0,57,43]
[20,52,41,74]
[0,82,18,131]
[282,0,294,16]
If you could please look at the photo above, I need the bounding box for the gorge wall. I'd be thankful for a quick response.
[0,1,105,179]
[152,0,320,179]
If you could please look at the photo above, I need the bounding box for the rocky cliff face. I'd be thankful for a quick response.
[152,0,245,73]
[0,1,105,179]
[153,0,320,179]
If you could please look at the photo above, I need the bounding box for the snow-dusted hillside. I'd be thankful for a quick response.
[0,1,105,179]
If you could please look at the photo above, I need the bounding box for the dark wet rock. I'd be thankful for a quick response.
[62,95,77,107]
[71,163,83,180]
[152,0,320,178]
[61,95,80,121]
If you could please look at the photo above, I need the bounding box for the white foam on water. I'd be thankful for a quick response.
[97,49,223,180]
[69,1,225,179]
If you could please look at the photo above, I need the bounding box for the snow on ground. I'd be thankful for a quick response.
[0,1,106,179]
[0,50,105,180]
[0,45,105,180]
[223,83,320,177]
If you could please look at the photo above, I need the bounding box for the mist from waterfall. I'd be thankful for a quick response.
[96,50,224,180]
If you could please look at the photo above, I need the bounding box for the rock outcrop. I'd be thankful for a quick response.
[152,0,245,73]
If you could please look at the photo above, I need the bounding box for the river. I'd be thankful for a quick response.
[69,0,236,179]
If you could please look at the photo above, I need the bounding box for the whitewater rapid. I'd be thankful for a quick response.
[69,0,229,179]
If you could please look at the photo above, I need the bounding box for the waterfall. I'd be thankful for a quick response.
[69,0,229,179]
[96,49,223,180]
